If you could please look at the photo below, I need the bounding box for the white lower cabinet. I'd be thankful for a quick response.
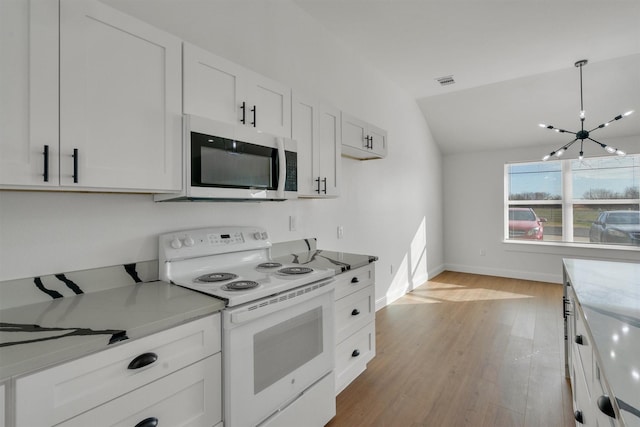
[14,314,221,427]
[333,264,376,394]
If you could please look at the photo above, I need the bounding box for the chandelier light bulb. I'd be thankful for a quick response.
[556,148,565,157]
[605,146,616,154]
[578,151,584,161]
[623,110,634,117]
[617,149,626,156]
[542,154,551,161]
[579,110,586,120]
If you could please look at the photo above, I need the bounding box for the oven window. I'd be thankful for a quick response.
[253,307,323,394]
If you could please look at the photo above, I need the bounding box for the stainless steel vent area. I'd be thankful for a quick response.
[436,75,455,86]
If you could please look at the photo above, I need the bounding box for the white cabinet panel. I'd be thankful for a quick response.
[0,0,59,187]
[59,0,182,191]
[16,315,220,426]
[341,112,386,159]
[57,355,221,427]
[184,42,291,137]
[0,382,5,427]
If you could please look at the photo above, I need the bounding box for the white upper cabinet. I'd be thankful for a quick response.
[183,43,291,137]
[292,92,341,197]
[341,112,387,159]
[0,0,59,187]
[0,0,182,192]
[59,0,182,191]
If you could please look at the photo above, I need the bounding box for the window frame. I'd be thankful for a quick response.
[504,154,640,250]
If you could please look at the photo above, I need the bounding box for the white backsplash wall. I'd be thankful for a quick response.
[0,0,443,308]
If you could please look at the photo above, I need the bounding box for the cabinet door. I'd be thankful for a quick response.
[318,103,341,197]
[59,0,181,191]
[291,91,319,196]
[183,42,248,126]
[341,113,368,152]
[369,124,387,158]
[0,0,59,187]
[247,71,291,137]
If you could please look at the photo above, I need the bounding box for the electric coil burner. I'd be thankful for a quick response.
[222,280,260,291]
[278,266,313,275]
[256,262,282,269]
[196,272,238,282]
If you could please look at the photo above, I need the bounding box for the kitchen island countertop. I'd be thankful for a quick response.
[564,258,640,427]
[0,281,224,380]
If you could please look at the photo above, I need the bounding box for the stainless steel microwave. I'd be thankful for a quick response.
[155,115,297,202]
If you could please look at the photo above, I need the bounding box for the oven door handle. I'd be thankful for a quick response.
[276,137,286,199]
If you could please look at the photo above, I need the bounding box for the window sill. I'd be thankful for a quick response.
[502,239,640,254]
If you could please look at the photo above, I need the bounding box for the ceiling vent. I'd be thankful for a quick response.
[436,75,455,86]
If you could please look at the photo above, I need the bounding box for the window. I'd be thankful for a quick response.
[505,154,640,247]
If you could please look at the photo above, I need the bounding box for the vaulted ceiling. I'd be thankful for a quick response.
[293,0,640,155]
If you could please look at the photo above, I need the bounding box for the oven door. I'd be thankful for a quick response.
[223,282,335,427]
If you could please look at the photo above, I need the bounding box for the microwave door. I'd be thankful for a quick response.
[276,137,286,199]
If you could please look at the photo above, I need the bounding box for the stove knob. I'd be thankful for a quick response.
[253,232,262,240]
[183,236,195,247]
[170,237,182,249]
[261,232,268,240]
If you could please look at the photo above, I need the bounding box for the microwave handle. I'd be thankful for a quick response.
[276,137,286,198]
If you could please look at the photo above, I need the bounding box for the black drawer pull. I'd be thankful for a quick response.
[135,417,158,427]
[351,309,360,316]
[43,145,49,182]
[574,410,584,424]
[72,148,78,183]
[350,277,359,284]
[127,352,158,370]
[352,349,360,357]
[575,335,584,345]
[315,177,321,194]
[240,101,246,124]
[322,177,327,194]
[251,105,256,127]
[597,395,616,418]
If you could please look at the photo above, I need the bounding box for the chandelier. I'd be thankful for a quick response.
[540,59,634,161]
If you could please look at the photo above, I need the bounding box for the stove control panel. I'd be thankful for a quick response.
[159,226,272,265]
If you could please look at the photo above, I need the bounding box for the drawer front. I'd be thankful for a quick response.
[335,286,374,343]
[335,322,375,393]
[16,314,220,426]
[334,264,374,300]
[573,302,593,387]
[58,354,222,427]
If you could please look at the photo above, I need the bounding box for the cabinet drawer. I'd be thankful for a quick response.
[335,286,374,343]
[334,265,374,300]
[573,302,593,387]
[335,322,375,394]
[16,314,220,426]
[58,354,221,427]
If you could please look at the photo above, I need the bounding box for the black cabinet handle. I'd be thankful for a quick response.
[72,148,78,183]
[351,349,360,357]
[575,335,584,345]
[322,177,327,194]
[574,410,584,424]
[351,309,360,316]
[43,145,49,182]
[350,277,359,284]
[251,105,256,127]
[134,417,158,427]
[597,395,616,418]
[315,177,321,194]
[369,135,374,149]
[240,101,246,124]
[127,352,158,370]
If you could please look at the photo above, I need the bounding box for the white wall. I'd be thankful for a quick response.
[0,0,443,308]
[443,136,640,284]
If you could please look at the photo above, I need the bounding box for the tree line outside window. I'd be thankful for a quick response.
[505,154,640,247]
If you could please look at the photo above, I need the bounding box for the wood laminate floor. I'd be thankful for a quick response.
[327,271,574,427]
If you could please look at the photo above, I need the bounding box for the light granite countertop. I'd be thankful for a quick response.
[0,281,224,380]
[564,258,640,427]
